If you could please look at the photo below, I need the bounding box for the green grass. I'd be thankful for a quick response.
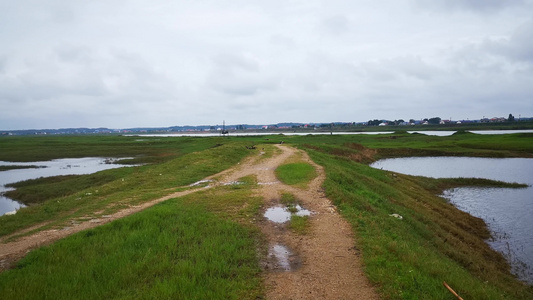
[275,162,316,187]
[289,215,310,235]
[296,143,533,299]
[280,192,299,207]
[280,193,310,234]
[0,135,229,164]
[0,178,264,299]
[5,174,119,205]
[271,131,533,160]
[2,133,533,299]
[0,141,252,237]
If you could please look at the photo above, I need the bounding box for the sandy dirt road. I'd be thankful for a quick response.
[0,144,377,299]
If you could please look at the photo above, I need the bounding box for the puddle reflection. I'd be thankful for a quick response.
[271,244,292,271]
[264,205,311,223]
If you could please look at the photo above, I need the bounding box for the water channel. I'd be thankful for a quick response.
[128,129,533,137]
[371,157,533,283]
[0,158,133,216]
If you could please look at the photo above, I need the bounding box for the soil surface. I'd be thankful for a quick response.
[0,145,378,299]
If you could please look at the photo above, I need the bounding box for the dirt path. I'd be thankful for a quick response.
[0,145,377,299]
[249,145,378,299]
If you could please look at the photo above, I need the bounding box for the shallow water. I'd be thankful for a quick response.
[189,179,214,187]
[407,131,456,136]
[264,205,311,223]
[127,132,396,137]
[469,129,533,135]
[271,244,292,271]
[128,129,533,138]
[371,157,533,282]
[0,158,134,216]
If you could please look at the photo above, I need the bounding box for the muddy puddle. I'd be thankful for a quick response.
[222,181,243,186]
[264,205,312,223]
[188,179,214,187]
[261,202,311,272]
[258,181,280,185]
[265,243,301,271]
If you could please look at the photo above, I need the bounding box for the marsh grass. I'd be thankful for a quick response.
[5,174,119,205]
[284,131,533,160]
[280,192,299,210]
[258,144,278,160]
[280,193,310,234]
[0,142,251,237]
[2,133,533,299]
[0,182,264,299]
[289,215,309,235]
[0,165,43,171]
[0,135,227,164]
[301,146,533,299]
[275,163,316,188]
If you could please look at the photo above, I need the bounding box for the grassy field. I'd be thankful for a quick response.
[0,137,252,237]
[0,178,264,299]
[0,135,233,164]
[281,133,533,299]
[1,132,533,299]
[282,131,533,160]
[244,132,533,298]
[305,150,531,299]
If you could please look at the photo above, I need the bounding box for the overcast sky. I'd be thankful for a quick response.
[1,0,532,130]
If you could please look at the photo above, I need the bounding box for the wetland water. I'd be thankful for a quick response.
[371,157,533,283]
[128,129,533,137]
[0,158,133,216]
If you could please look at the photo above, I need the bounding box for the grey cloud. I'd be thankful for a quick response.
[320,15,350,35]
[0,45,177,125]
[1,1,532,129]
[212,53,259,72]
[269,34,295,47]
[0,56,6,74]
[55,46,95,64]
[413,0,527,13]
[448,20,533,73]
[485,20,533,62]
[361,56,438,82]
[207,52,277,96]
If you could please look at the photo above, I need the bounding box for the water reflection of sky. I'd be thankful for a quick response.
[264,205,311,223]
[371,157,533,185]
[371,157,533,283]
[0,158,133,215]
[128,129,533,138]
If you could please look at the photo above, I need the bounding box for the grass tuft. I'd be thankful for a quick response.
[275,163,316,188]
[289,215,310,235]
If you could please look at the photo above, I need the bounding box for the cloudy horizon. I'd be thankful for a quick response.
[1,1,532,130]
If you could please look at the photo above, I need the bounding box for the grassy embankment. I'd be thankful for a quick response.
[282,132,533,299]
[0,135,266,298]
[0,177,264,299]
[0,135,256,237]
